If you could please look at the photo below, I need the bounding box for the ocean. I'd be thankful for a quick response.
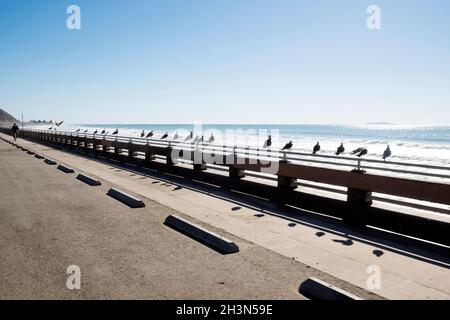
[29,123,450,166]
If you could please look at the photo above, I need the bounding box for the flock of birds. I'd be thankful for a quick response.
[265,136,392,160]
[46,127,392,160]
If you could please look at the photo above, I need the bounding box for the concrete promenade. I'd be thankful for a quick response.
[1,133,449,299]
[0,136,378,299]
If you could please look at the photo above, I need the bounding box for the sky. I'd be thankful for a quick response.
[0,0,449,125]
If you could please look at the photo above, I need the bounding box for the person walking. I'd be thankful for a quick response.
[11,123,19,141]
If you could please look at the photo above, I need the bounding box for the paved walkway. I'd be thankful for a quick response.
[0,137,379,299]
[2,134,449,299]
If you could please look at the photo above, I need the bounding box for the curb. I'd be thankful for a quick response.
[57,164,75,173]
[106,188,146,208]
[299,278,363,300]
[76,173,102,186]
[164,214,239,254]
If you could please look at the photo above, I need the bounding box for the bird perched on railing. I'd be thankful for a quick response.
[160,132,168,139]
[83,129,88,133]
[282,141,293,150]
[101,129,106,134]
[351,147,363,155]
[263,135,272,148]
[93,129,98,134]
[193,135,201,144]
[112,129,119,135]
[146,130,154,138]
[209,133,215,143]
[356,148,368,157]
[55,121,64,127]
[336,143,345,155]
[48,127,53,130]
[313,142,320,155]
[75,129,80,133]
[383,145,391,160]
[184,131,193,141]
[140,130,145,138]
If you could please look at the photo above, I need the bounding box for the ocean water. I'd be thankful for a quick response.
[29,123,450,166]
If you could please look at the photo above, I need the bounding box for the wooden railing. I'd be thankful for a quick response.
[4,127,450,208]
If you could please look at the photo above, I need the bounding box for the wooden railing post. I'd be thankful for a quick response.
[277,160,298,190]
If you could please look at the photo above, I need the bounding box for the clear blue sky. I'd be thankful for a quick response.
[0,0,449,125]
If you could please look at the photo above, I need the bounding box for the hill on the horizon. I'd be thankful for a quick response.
[0,108,18,124]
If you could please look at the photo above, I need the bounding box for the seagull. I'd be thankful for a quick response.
[193,135,200,143]
[48,127,53,130]
[208,133,215,143]
[101,129,106,135]
[336,143,345,155]
[263,135,272,148]
[140,130,145,138]
[174,132,179,140]
[313,142,321,155]
[146,130,154,138]
[112,129,119,135]
[184,131,194,141]
[351,147,363,155]
[282,141,293,151]
[55,121,64,127]
[93,129,98,134]
[75,129,80,133]
[357,148,368,157]
[160,132,168,139]
[383,145,391,160]
[83,129,88,133]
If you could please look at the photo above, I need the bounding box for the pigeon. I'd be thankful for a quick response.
[313,142,321,155]
[184,131,194,141]
[336,143,345,155]
[146,130,154,138]
[101,129,106,135]
[357,148,368,157]
[93,129,98,134]
[55,121,64,126]
[352,147,363,155]
[383,145,391,160]
[282,141,293,150]
[174,132,179,140]
[140,130,145,138]
[75,129,80,133]
[209,134,215,143]
[112,129,119,135]
[160,132,168,139]
[263,135,272,148]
